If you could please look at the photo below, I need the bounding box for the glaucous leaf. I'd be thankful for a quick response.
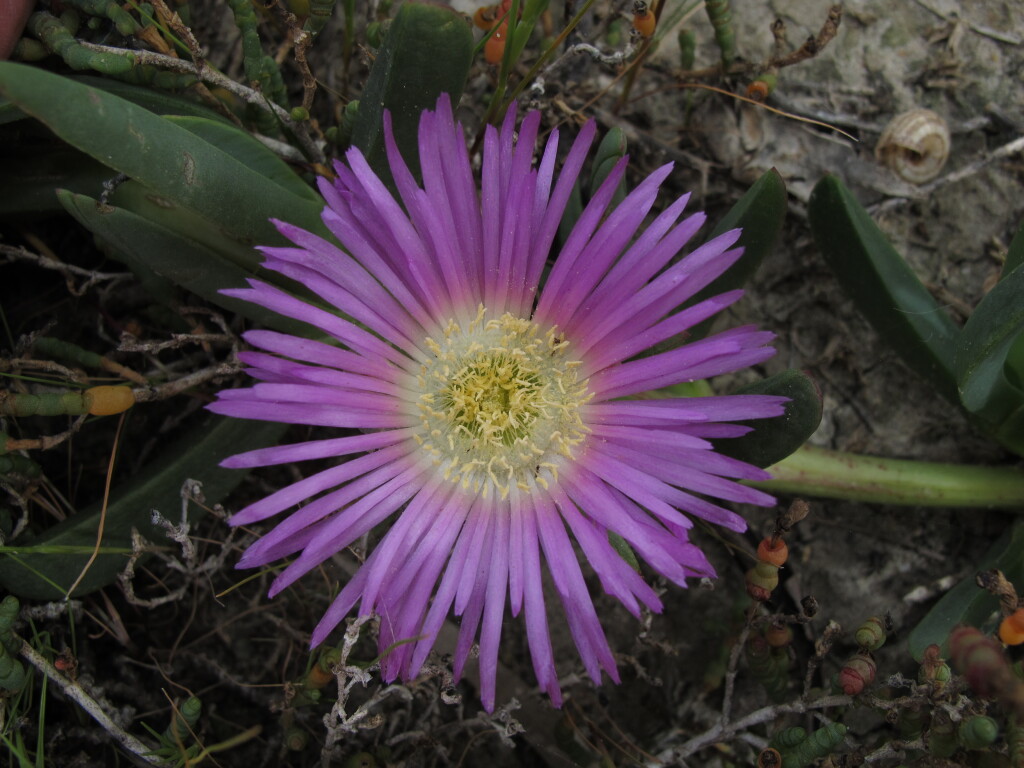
[954,256,1024,456]
[0,141,112,214]
[808,174,960,403]
[0,416,288,599]
[58,189,317,338]
[685,168,786,339]
[715,369,822,468]
[165,115,319,202]
[1003,216,1024,279]
[908,521,1024,660]
[588,127,627,205]
[505,0,551,71]
[351,1,473,186]
[73,75,235,123]
[0,62,327,247]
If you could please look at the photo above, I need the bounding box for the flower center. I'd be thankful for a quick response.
[414,307,591,499]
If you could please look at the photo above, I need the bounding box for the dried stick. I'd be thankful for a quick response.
[3,415,88,452]
[668,4,843,82]
[721,604,758,725]
[130,362,241,404]
[0,244,133,295]
[118,333,233,355]
[18,638,161,764]
[769,5,842,68]
[654,693,853,763]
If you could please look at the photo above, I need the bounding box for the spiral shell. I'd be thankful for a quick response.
[875,108,951,184]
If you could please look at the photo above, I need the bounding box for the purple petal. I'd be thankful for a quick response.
[260,256,424,353]
[533,156,629,326]
[566,206,704,345]
[236,350,410,396]
[587,290,746,372]
[524,121,598,305]
[207,398,409,429]
[478,506,510,712]
[358,472,449,613]
[581,446,751,530]
[588,327,776,399]
[521,488,562,705]
[222,281,415,372]
[537,163,673,330]
[406,497,486,676]
[222,428,413,469]
[572,230,741,355]
[585,395,789,426]
[534,490,619,685]
[267,461,428,596]
[241,329,403,383]
[508,489,525,617]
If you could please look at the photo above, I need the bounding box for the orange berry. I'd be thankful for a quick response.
[999,607,1024,645]
[757,537,788,567]
[747,81,769,101]
[484,21,507,65]
[745,74,777,102]
[632,2,655,37]
[84,385,135,416]
[474,4,498,30]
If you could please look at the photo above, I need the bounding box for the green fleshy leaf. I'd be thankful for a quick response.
[714,369,822,468]
[105,179,269,274]
[0,140,113,214]
[686,168,787,339]
[72,75,235,123]
[165,115,319,202]
[0,62,327,247]
[98,116,318,279]
[808,174,961,403]
[0,97,24,125]
[505,0,550,75]
[0,415,288,600]
[588,127,627,205]
[954,256,1024,456]
[908,521,1024,661]
[556,180,583,251]
[351,1,473,186]
[57,189,316,337]
[608,531,640,572]
[1007,333,1024,391]
[1003,216,1024,279]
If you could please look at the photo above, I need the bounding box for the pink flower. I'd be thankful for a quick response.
[210,95,784,711]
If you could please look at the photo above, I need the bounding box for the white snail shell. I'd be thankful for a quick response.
[875,108,951,185]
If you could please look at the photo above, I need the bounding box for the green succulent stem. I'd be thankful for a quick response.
[753,444,1024,508]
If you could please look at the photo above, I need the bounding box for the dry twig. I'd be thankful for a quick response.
[0,244,133,296]
[652,693,853,764]
[19,638,161,763]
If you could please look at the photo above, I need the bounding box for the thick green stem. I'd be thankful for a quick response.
[752,445,1024,508]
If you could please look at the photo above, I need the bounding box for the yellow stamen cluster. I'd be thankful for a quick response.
[414,306,591,499]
